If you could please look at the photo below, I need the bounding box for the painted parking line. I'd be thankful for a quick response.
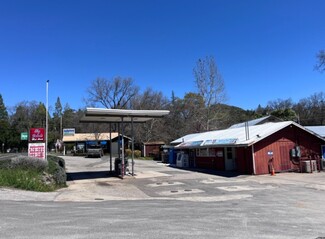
[147,181,184,187]
[172,194,253,202]
[158,188,204,196]
[200,178,246,184]
[216,185,276,192]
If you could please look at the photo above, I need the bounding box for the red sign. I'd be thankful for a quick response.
[28,143,45,159]
[30,128,45,141]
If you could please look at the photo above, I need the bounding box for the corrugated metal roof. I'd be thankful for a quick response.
[305,126,325,137]
[63,132,119,142]
[228,115,282,129]
[170,132,201,145]
[175,121,324,148]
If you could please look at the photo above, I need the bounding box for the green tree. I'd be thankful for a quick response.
[0,94,9,152]
[53,97,63,140]
[270,109,298,121]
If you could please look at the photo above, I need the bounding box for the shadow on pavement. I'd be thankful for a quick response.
[67,171,116,181]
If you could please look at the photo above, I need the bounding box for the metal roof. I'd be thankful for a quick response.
[305,126,325,137]
[170,132,202,145]
[175,121,325,148]
[228,115,282,129]
[80,108,170,123]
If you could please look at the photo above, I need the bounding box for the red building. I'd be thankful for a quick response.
[173,121,325,175]
[142,141,165,159]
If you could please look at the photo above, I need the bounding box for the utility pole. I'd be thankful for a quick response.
[45,80,49,161]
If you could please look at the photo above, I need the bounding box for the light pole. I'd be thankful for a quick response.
[46,80,49,160]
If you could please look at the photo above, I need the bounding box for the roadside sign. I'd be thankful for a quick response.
[28,143,46,159]
[21,132,28,140]
[30,128,45,141]
[63,128,75,136]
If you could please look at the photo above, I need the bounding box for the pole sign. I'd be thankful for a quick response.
[21,132,28,141]
[28,143,46,159]
[63,128,75,136]
[30,128,45,141]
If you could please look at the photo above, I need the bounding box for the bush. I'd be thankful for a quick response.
[134,150,141,158]
[47,155,66,186]
[10,155,48,172]
[0,154,66,191]
[125,149,132,157]
[125,149,141,158]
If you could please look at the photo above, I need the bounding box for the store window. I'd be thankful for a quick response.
[196,148,215,157]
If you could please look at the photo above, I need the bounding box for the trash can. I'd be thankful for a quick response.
[114,158,128,175]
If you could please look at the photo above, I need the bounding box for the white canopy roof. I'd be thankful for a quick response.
[80,108,170,123]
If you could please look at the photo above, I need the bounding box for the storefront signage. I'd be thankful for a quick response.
[63,128,75,136]
[28,143,45,159]
[30,128,45,141]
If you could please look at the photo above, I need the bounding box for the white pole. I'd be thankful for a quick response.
[46,80,49,161]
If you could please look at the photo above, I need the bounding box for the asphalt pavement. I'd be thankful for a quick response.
[1,155,325,238]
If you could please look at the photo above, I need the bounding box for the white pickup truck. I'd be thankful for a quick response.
[87,145,104,158]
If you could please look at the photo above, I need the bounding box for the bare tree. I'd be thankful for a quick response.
[267,98,294,111]
[131,88,169,143]
[193,56,226,130]
[315,50,325,73]
[86,77,139,109]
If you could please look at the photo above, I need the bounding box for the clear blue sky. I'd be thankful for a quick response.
[0,0,324,113]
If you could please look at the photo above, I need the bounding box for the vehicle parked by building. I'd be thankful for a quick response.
[86,145,103,158]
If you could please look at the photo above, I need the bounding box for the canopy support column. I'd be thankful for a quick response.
[131,117,134,176]
[121,117,125,179]
[109,123,112,172]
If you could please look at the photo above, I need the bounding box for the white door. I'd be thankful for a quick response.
[225,147,236,171]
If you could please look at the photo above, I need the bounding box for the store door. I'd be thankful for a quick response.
[225,147,236,171]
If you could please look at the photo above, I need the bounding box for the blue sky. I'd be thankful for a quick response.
[0,0,324,113]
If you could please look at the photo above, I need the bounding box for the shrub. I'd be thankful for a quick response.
[10,155,48,172]
[125,149,132,157]
[47,155,66,186]
[124,149,141,158]
[134,150,141,158]
[0,154,66,191]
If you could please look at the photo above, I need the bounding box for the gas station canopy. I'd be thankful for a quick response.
[80,108,170,123]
